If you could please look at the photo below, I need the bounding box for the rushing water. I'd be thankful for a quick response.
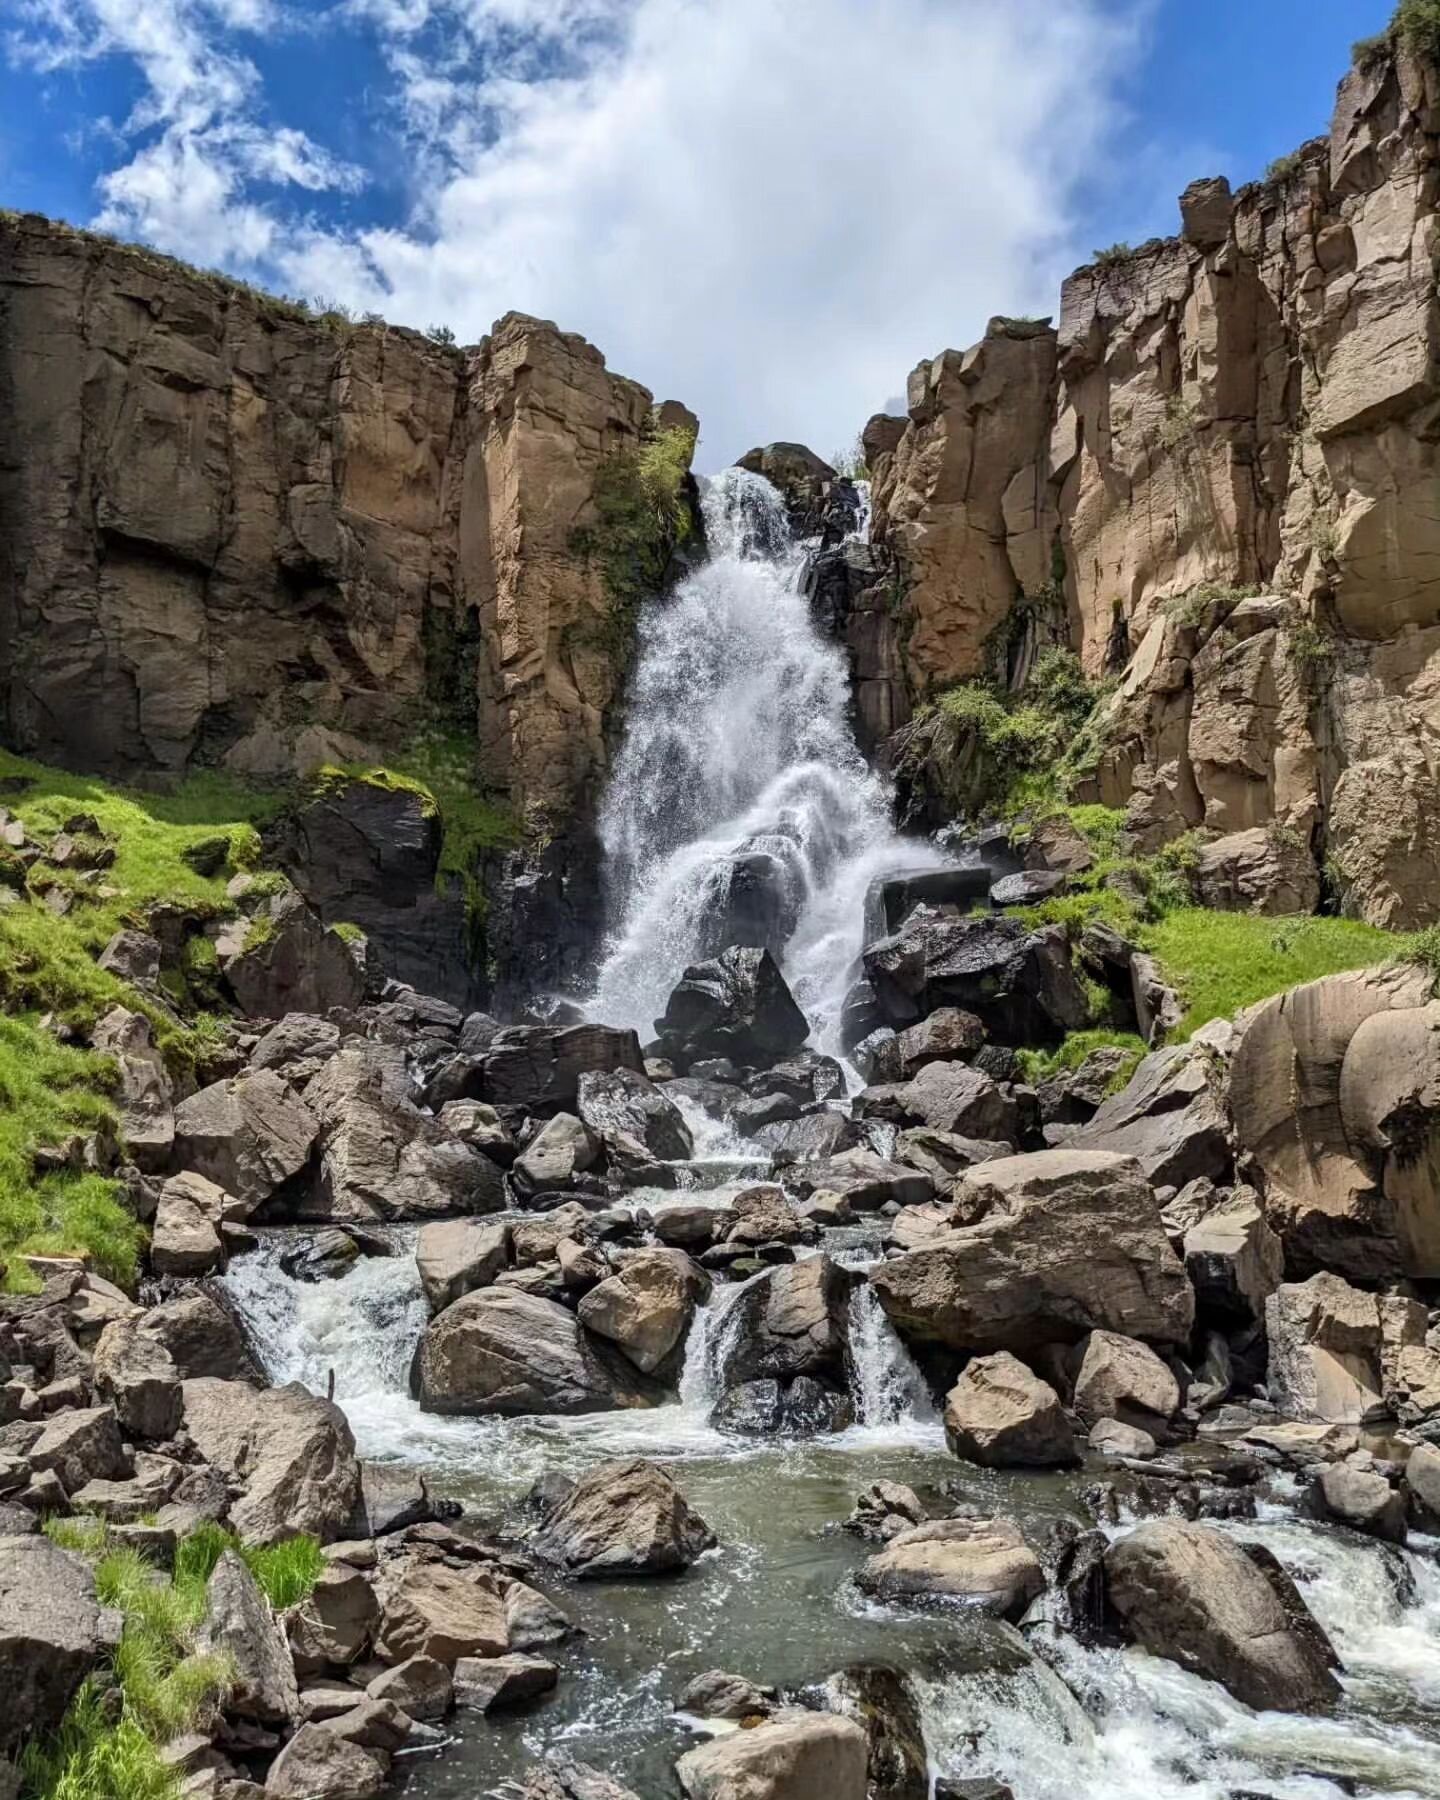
[216,460,1440,1796]
[586,468,945,1057]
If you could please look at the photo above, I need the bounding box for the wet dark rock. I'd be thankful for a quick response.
[676,1668,776,1720]
[824,1663,929,1800]
[694,846,803,960]
[712,1376,854,1436]
[481,1025,647,1115]
[723,1255,854,1386]
[863,912,1087,1044]
[279,1228,362,1283]
[866,867,994,941]
[749,1053,845,1104]
[988,870,1065,907]
[577,1067,693,1162]
[1025,1520,1108,1644]
[656,946,809,1066]
[755,1111,865,1164]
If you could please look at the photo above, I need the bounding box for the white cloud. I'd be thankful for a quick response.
[8,0,1148,465]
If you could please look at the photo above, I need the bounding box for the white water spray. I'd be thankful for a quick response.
[587,468,944,1055]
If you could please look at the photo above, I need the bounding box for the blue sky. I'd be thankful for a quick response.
[0,0,1391,463]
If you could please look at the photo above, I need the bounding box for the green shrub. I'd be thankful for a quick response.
[1354,0,1440,67]
[1016,1028,1147,1090]
[425,323,457,346]
[1091,243,1134,268]
[829,434,870,481]
[1265,149,1306,184]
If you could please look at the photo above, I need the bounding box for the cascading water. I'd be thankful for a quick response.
[586,467,945,1055]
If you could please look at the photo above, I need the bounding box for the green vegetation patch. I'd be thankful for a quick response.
[1145,909,1402,1037]
[1015,1028,1148,1091]
[24,1521,326,1800]
[1355,0,1440,67]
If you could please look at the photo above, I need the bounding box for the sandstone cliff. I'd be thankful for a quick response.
[865,45,1440,929]
[0,219,687,836]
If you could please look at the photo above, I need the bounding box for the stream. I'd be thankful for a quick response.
[221,469,1440,1798]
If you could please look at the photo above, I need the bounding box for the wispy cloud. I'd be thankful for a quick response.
[6,0,1147,462]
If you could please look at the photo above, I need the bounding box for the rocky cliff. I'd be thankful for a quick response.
[864,45,1440,928]
[0,220,687,832]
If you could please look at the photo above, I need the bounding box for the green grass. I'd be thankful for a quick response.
[1354,0,1440,67]
[23,1521,326,1799]
[1144,910,1402,1037]
[1016,1028,1148,1090]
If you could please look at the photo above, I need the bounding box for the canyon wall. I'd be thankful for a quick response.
[866,45,1440,928]
[0,219,680,835]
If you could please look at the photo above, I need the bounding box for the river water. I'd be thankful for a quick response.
[221,468,1440,1796]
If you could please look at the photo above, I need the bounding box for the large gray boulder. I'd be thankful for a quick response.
[857,1061,1019,1143]
[0,1537,118,1755]
[416,1289,656,1417]
[577,1249,708,1374]
[1070,1330,1180,1435]
[223,890,366,1020]
[533,1458,715,1576]
[172,1069,317,1210]
[28,1405,128,1492]
[304,1041,505,1222]
[264,1722,387,1798]
[856,1518,1043,1621]
[943,1352,1075,1468]
[676,1710,868,1800]
[512,1112,600,1198]
[92,1315,183,1439]
[198,1549,299,1723]
[1183,1188,1284,1324]
[1075,1039,1231,1189]
[227,1384,362,1546]
[150,1170,242,1275]
[374,1560,510,1662]
[656,946,810,1065]
[416,1219,512,1312]
[870,1150,1192,1353]
[1264,1272,1386,1424]
[577,1067,693,1161]
[1103,1520,1341,1712]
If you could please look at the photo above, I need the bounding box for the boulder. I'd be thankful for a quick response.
[711,1376,854,1437]
[893,1008,986,1075]
[250,1013,342,1085]
[676,1668,776,1721]
[863,912,1087,1042]
[858,1062,1018,1143]
[1264,1273,1384,1423]
[199,1550,299,1724]
[757,1112,865,1164]
[91,1006,174,1172]
[171,1071,317,1211]
[856,1519,1044,1621]
[263,1723,386,1799]
[1183,1188,1284,1324]
[576,1249,707,1373]
[512,1113,601,1198]
[416,1289,655,1417]
[783,1150,934,1211]
[1310,1463,1406,1545]
[676,1710,868,1800]
[151,1170,243,1276]
[1075,1040,1231,1189]
[227,1385,362,1546]
[577,1067,692,1161]
[870,1150,1192,1353]
[943,1352,1076,1467]
[656,947,810,1064]
[304,1041,505,1222]
[374,1561,510,1662]
[478,1024,646,1113]
[533,1459,715,1576]
[1194,827,1320,916]
[92,1316,183,1439]
[723,1256,853,1385]
[144,1292,256,1381]
[1227,964,1435,1282]
[1088,1417,1157,1459]
[366,1655,453,1720]
[223,891,366,1021]
[1071,1331,1180,1435]
[0,1536,117,1754]
[288,1563,380,1667]
[893,1128,1008,1185]
[416,1220,512,1313]
[725,1186,811,1247]
[453,1652,558,1713]
[825,1663,928,1800]
[1103,1520,1341,1712]
[28,1405,128,1492]
[498,1759,641,1800]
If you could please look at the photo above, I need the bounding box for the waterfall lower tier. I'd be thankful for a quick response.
[586,468,945,1056]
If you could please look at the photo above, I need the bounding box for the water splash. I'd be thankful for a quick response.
[587,467,944,1056]
[846,1281,938,1430]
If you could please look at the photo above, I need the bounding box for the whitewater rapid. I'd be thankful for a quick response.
[586,467,944,1056]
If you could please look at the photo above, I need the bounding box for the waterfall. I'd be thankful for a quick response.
[587,467,945,1056]
[846,1281,938,1431]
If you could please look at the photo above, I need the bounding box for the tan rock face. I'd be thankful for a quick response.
[869,48,1440,926]
[0,223,684,838]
